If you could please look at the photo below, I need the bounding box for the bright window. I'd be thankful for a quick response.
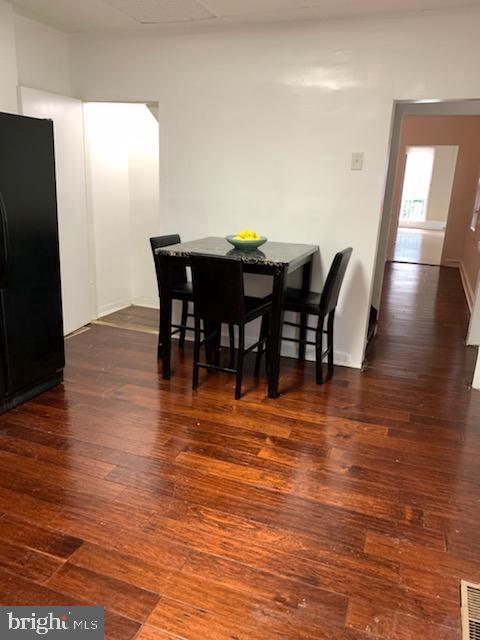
[400,147,435,222]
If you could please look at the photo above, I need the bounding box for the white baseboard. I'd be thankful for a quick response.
[399,220,446,231]
[101,301,356,368]
[211,326,353,367]
[97,300,131,318]
[441,260,473,311]
[442,259,459,268]
[459,261,475,312]
[131,296,159,309]
[473,351,480,390]
[276,339,352,366]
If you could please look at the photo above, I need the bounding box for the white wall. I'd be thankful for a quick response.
[69,7,480,367]
[0,0,18,114]
[83,103,159,316]
[128,108,160,308]
[83,103,133,316]
[19,87,94,335]
[426,146,458,225]
[14,15,72,97]
[473,351,480,390]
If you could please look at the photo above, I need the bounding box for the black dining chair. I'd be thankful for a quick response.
[255,248,352,385]
[150,234,194,358]
[191,254,272,400]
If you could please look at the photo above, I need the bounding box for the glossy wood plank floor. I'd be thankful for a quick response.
[0,262,479,640]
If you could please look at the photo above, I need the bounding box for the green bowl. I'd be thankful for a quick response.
[226,235,267,251]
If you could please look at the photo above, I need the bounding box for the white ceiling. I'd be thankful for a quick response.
[9,0,480,33]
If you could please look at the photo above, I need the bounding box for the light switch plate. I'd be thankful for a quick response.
[351,152,364,171]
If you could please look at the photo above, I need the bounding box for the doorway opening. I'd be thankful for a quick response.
[17,92,161,336]
[368,101,480,387]
[392,144,458,265]
[83,102,160,318]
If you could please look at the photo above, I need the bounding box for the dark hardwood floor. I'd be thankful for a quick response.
[0,262,479,639]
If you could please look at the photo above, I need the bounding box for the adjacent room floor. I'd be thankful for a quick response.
[0,262,478,639]
[393,227,445,265]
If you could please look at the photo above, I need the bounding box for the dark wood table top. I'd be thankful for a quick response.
[155,236,318,272]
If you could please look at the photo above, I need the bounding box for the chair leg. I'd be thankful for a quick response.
[192,317,201,391]
[327,311,335,375]
[315,321,324,385]
[235,324,245,400]
[255,314,268,377]
[204,320,214,367]
[213,323,221,367]
[179,300,188,348]
[157,314,162,359]
[228,323,235,368]
[265,331,270,377]
[159,294,173,379]
[299,312,307,361]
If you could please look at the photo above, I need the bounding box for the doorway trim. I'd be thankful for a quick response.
[370,99,480,355]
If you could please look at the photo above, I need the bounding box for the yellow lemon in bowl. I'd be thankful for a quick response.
[235,229,261,240]
[226,230,267,251]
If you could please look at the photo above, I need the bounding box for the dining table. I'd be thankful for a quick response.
[155,236,319,398]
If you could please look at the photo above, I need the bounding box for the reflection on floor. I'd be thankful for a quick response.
[394,227,445,265]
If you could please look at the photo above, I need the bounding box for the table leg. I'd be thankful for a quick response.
[268,266,287,399]
[160,294,172,379]
[299,259,312,362]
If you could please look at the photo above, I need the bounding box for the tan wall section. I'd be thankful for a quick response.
[387,115,480,300]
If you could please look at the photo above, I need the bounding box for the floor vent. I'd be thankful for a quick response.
[461,581,480,640]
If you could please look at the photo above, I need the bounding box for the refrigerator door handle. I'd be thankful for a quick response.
[0,191,10,289]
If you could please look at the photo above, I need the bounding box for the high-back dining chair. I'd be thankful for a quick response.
[191,254,271,399]
[150,234,193,357]
[255,248,352,385]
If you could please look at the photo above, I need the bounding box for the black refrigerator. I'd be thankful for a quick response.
[0,112,64,413]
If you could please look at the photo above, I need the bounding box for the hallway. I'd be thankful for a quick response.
[367,261,477,385]
[393,228,445,265]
